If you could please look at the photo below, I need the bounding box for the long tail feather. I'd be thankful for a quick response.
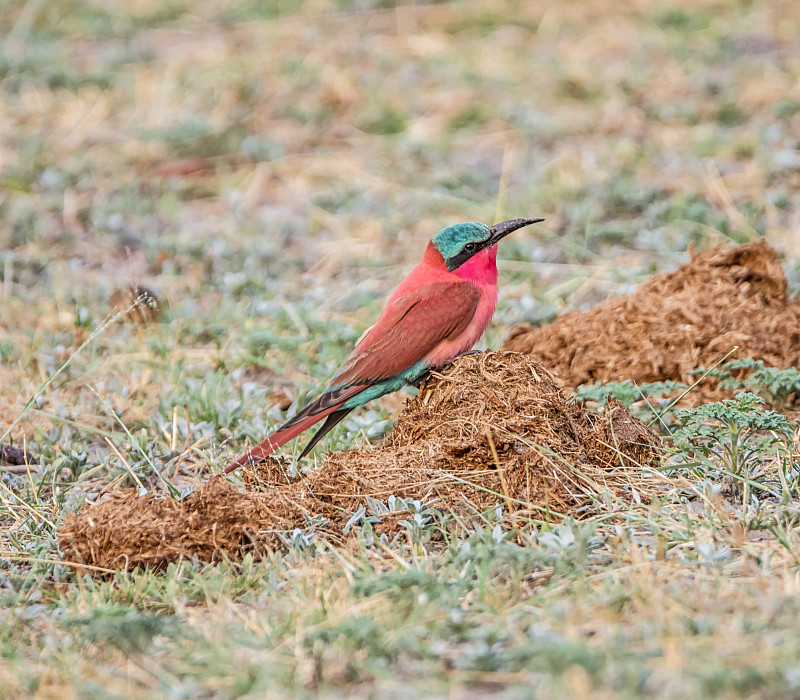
[225,385,368,473]
[224,403,344,473]
[298,408,352,460]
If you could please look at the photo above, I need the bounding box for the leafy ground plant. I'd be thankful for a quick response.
[671,392,795,500]
[576,379,687,424]
[690,358,800,408]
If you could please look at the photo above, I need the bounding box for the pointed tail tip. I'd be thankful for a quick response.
[223,461,239,474]
[223,440,276,473]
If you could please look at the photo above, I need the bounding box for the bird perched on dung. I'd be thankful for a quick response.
[225,217,543,473]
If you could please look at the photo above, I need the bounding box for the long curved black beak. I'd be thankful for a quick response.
[488,217,544,245]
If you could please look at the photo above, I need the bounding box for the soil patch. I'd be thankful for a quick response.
[58,352,661,572]
[502,241,800,403]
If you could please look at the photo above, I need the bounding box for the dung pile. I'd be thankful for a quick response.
[58,478,275,571]
[314,352,660,517]
[503,241,800,402]
[59,352,662,572]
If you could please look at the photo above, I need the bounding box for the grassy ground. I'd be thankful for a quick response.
[2,0,800,697]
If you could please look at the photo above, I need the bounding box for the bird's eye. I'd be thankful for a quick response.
[464,242,476,252]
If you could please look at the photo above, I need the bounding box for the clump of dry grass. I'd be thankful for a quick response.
[109,285,161,325]
[314,351,660,518]
[58,351,662,572]
[504,240,800,404]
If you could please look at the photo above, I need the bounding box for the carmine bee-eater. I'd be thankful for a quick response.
[225,217,543,473]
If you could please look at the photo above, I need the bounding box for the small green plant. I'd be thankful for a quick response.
[576,380,687,427]
[690,359,800,408]
[576,380,686,408]
[672,392,793,488]
[0,340,17,363]
[447,105,487,131]
[343,495,440,545]
[357,105,408,135]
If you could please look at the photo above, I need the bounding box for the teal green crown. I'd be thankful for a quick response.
[432,222,491,261]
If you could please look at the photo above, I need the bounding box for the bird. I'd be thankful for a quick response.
[225,217,543,473]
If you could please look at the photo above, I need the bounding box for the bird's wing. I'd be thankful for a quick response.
[224,281,480,472]
[264,282,478,439]
[330,281,481,388]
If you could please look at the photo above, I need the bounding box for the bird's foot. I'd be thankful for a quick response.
[411,351,485,389]
[434,350,485,375]
[455,349,484,358]
[409,370,432,388]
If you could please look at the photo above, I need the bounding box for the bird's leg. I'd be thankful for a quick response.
[427,350,486,378]
[409,370,431,388]
[412,351,486,389]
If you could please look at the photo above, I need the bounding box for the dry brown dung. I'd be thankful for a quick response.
[314,352,660,517]
[502,241,800,402]
[58,352,661,572]
[0,445,36,466]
